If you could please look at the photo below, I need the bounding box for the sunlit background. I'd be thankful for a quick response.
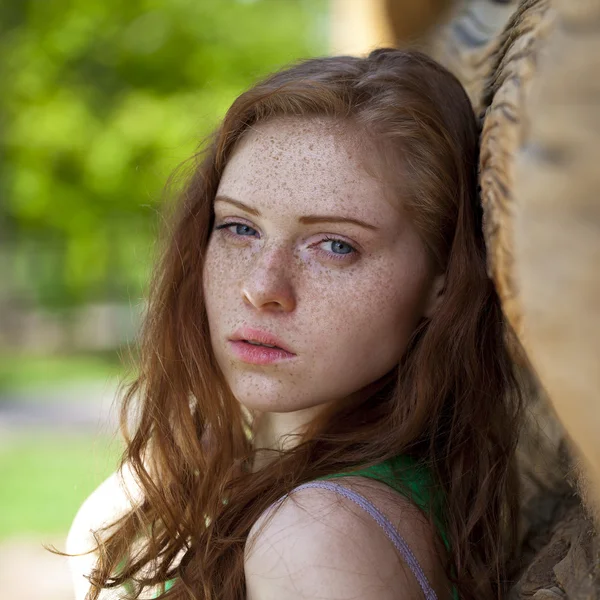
[4,1,569,598]
[2,0,597,597]
[0,1,338,597]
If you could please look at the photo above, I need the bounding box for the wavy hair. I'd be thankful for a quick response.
[85,48,525,600]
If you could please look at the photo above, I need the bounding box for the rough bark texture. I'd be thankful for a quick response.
[507,379,600,598]
[385,0,600,595]
[511,0,600,510]
[479,0,555,339]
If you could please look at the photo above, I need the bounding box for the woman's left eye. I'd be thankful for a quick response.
[214,222,357,261]
[318,236,357,261]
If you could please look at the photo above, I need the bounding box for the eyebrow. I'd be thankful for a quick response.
[214,195,380,231]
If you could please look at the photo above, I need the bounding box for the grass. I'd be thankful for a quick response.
[0,433,124,539]
[0,351,128,393]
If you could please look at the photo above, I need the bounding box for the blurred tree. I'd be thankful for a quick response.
[0,0,327,308]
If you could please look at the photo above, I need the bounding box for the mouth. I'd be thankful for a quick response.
[229,327,295,355]
[228,339,296,365]
[241,340,281,349]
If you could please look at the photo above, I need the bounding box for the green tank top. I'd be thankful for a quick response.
[145,454,455,597]
[315,453,450,550]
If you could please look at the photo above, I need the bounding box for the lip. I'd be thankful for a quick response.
[228,340,296,365]
[229,326,295,354]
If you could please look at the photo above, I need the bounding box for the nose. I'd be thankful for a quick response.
[240,244,296,312]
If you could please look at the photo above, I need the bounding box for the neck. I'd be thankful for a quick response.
[250,405,323,472]
[248,369,397,473]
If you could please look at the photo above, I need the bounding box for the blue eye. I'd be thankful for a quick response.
[214,222,257,237]
[322,237,354,256]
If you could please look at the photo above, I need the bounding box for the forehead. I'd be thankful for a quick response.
[216,117,402,226]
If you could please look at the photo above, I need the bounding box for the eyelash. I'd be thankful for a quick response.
[213,221,358,262]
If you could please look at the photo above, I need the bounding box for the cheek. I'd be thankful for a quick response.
[202,246,215,311]
[203,235,257,293]
[324,263,427,365]
[203,238,236,297]
[202,240,232,330]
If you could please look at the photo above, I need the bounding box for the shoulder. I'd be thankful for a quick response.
[66,461,143,553]
[244,477,451,600]
[66,462,143,600]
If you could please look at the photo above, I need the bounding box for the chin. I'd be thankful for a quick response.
[236,397,309,413]
[233,389,327,415]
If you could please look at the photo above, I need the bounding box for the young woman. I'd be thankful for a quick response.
[67,48,525,600]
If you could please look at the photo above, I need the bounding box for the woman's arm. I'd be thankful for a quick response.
[66,463,143,600]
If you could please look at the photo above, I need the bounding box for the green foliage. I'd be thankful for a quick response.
[0,0,328,307]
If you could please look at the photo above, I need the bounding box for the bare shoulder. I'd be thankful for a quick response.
[66,462,143,600]
[244,477,451,600]
[66,461,143,553]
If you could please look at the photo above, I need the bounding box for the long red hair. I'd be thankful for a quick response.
[86,48,525,599]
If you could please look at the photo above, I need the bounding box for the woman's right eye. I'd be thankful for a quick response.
[214,222,258,238]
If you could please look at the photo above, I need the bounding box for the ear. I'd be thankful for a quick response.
[422,272,445,320]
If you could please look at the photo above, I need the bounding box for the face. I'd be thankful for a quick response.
[202,116,440,418]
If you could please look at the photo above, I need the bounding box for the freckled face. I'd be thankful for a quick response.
[202,117,436,414]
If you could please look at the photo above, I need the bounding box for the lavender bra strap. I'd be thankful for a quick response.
[278,481,438,600]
